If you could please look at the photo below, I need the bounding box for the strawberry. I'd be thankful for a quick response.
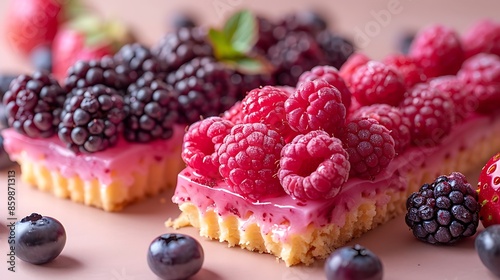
[4,0,67,55]
[52,14,134,80]
[478,152,500,228]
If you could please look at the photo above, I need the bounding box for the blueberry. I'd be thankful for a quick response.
[0,74,17,99]
[324,244,383,280]
[475,225,500,277]
[30,45,53,73]
[170,12,197,29]
[15,213,66,264]
[147,233,204,280]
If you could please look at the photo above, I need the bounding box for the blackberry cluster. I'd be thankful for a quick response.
[3,71,65,138]
[166,57,237,124]
[405,172,480,244]
[152,27,213,72]
[114,43,167,85]
[125,72,179,142]
[58,85,128,153]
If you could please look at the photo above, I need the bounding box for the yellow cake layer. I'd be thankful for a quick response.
[168,120,500,266]
[17,149,183,212]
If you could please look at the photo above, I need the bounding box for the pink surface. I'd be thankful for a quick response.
[0,0,500,279]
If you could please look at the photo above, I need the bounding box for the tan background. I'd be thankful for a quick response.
[0,1,500,279]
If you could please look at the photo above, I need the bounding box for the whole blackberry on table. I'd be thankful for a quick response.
[152,27,213,73]
[64,56,129,93]
[3,71,66,138]
[267,31,326,86]
[316,30,355,69]
[166,57,237,124]
[58,85,128,153]
[124,72,179,143]
[405,172,480,244]
[114,43,167,85]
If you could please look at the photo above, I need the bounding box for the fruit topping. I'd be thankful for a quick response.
[399,83,455,146]
[382,54,427,89]
[428,75,471,123]
[3,71,66,138]
[298,65,352,110]
[217,123,285,200]
[147,233,204,280]
[170,12,197,30]
[182,117,233,178]
[349,104,411,154]
[316,30,355,71]
[166,57,237,124]
[278,130,350,200]
[339,117,395,179]
[114,43,167,85]
[457,53,500,114]
[477,152,500,228]
[30,45,53,73]
[475,225,500,277]
[408,24,465,78]
[324,244,383,280]
[349,60,406,106]
[462,19,500,59]
[124,73,178,142]
[285,79,346,136]
[339,52,370,87]
[15,213,66,265]
[405,172,480,244]
[58,85,127,153]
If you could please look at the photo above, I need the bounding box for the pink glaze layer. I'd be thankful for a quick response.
[173,113,500,241]
[2,124,186,186]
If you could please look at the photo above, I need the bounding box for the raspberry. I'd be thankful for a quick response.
[428,76,472,122]
[382,54,427,88]
[350,61,406,106]
[339,52,370,87]
[409,24,465,78]
[217,123,285,200]
[278,130,350,200]
[462,19,500,59]
[222,101,243,124]
[241,86,296,141]
[457,53,500,114]
[405,172,480,244]
[3,71,66,138]
[399,83,455,146]
[285,79,346,136]
[298,65,352,110]
[182,117,233,178]
[349,104,411,154]
[57,85,127,153]
[339,117,395,179]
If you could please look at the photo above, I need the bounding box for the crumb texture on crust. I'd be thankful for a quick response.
[168,116,500,266]
[17,148,183,212]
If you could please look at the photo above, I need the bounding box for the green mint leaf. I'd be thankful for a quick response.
[222,10,257,54]
[222,56,273,75]
[208,28,242,59]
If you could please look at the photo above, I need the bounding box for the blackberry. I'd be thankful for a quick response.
[152,27,213,73]
[277,11,328,38]
[268,31,325,86]
[405,172,480,244]
[254,16,279,55]
[114,43,167,85]
[2,72,66,138]
[124,72,179,143]
[229,71,275,100]
[166,57,237,124]
[58,85,127,153]
[64,56,129,93]
[316,30,355,70]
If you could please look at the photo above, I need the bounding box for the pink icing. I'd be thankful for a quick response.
[2,124,186,186]
[172,113,500,242]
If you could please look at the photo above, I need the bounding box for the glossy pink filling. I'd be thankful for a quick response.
[173,113,500,241]
[2,125,186,186]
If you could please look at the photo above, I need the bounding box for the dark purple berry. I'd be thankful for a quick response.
[30,45,53,73]
[15,213,66,265]
[114,43,166,85]
[324,244,383,280]
[405,172,480,244]
[170,12,197,29]
[316,30,355,70]
[58,85,128,153]
[476,225,500,277]
[147,233,204,280]
[0,74,17,98]
[125,72,178,142]
[2,71,66,138]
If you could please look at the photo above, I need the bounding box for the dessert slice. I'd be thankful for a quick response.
[169,47,500,265]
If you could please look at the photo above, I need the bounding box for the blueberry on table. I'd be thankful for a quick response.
[147,233,204,280]
[324,244,383,280]
[15,213,66,264]
[475,225,500,277]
